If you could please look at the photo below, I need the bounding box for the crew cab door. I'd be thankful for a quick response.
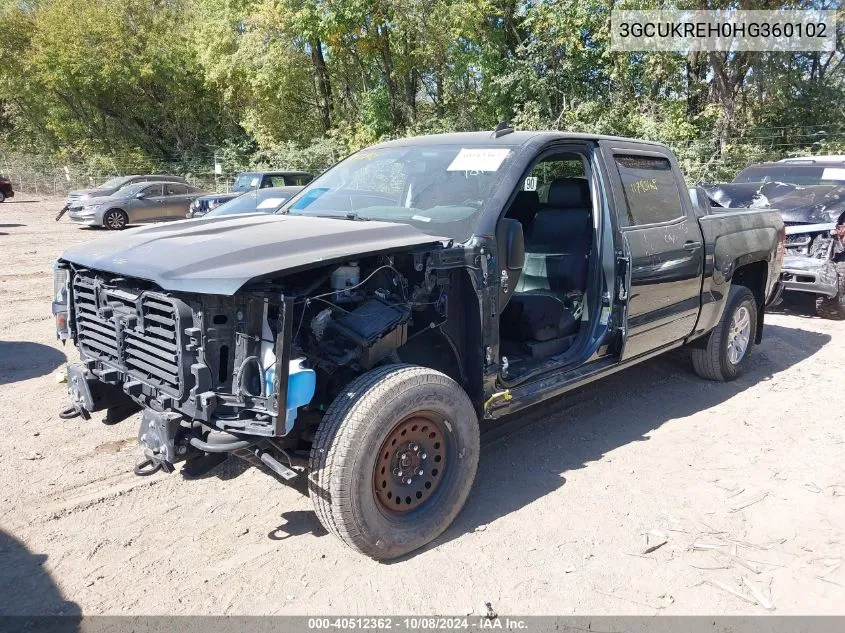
[600,144,704,359]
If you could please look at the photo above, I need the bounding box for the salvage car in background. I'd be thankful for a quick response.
[704,163,845,318]
[67,181,203,229]
[0,175,14,202]
[53,129,783,559]
[201,186,302,218]
[187,171,313,218]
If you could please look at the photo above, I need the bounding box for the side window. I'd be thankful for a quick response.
[266,175,286,187]
[165,184,187,196]
[614,155,684,226]
[520,154,586,201]
[143,184,163,197]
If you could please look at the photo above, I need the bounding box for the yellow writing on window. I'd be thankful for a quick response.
[629,178,658,195]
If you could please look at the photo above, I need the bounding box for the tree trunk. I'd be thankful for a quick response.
[310,38,333,132]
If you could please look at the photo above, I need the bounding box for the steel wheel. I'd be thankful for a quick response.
[104,209,127,230]
[726,305,751,365]
[373,413,447,514]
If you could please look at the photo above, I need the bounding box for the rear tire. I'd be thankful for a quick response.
[815,261,845,320]
[0,191,6,203]
[308,364,480,560]
[103,209,128,230]
[691,285,757,382]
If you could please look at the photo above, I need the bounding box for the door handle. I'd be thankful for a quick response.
[683,241,702,252]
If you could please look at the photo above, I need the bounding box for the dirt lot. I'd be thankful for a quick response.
[1,196,844,616]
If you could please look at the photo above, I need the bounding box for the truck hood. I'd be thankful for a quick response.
[59,214,446,295]
[702,181,845,224]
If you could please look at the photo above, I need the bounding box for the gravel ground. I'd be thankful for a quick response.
[1,196,844,616]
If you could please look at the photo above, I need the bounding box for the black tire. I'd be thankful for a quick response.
[0,191,6,203]
[691,285,757,382]
[103,209,128,230]
[815,261,845,320]
[308,364,480,560]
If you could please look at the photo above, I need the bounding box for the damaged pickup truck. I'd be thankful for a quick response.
[53,130,784,559]
[704,180,845,319]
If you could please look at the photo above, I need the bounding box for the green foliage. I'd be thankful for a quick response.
[0,0,843,183]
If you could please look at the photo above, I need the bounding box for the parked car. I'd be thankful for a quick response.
[733,161,845,186]
[62,174,188,211]
[66,181,203,230]
[52,130,783,560]
[187,172,313,218]
[201,186,302,218]
[0,175,14,202]
[705,163,845,318]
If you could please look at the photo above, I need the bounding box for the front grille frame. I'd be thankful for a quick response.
[71,270,194,401]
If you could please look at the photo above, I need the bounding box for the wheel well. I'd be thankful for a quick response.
[731,260,768,343]
[396,328,463,386]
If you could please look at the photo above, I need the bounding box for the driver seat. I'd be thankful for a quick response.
[502,178,592,350]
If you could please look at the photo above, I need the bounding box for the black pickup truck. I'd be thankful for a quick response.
[52,130,784,559]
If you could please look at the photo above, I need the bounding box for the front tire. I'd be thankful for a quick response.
[103,209,128,230]
[0,191,6,203]
[691,285,757,382]
[308,364,480,560]
[815,261,845,320]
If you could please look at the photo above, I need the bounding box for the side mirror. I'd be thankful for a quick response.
[501,218,524,270]
[135,192,146,199]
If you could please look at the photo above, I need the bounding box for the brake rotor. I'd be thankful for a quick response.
[373,414,447,513]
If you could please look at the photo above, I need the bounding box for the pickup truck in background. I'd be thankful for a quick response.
[52,129,784,559]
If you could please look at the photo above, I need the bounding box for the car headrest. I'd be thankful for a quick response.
[547,177,590,209]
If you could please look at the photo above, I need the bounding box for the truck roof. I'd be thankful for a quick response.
[370,130,670,150]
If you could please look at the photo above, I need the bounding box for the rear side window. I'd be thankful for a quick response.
[614,155,684,226]
[289,175,312,186]
[142,184,163,197]
[165,184,188,195]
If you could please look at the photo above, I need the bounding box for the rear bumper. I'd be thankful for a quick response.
[780,255,839,297]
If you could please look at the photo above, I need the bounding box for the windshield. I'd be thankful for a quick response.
[206,189,295,217]
[100,176,132,189]
[282,144,518,240]
[233,173,261,191]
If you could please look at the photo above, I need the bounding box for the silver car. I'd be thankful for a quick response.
[67,181,204,230]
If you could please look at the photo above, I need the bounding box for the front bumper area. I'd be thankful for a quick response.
[780,255,839,297]
[67,208,99,226]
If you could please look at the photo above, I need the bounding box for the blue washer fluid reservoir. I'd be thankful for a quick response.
[265,358,316,435]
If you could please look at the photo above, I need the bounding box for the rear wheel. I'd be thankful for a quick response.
[0,191,6,203]
[691,285,757,382]
[815,261,845,320]
[308,364,479,560]
[103,209,128,230]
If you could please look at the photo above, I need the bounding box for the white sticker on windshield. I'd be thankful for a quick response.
[447,148,511,172]
[257,197,286,209]
[822,167,845,181]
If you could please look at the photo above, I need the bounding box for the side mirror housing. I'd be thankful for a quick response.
[135,192,146,199]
